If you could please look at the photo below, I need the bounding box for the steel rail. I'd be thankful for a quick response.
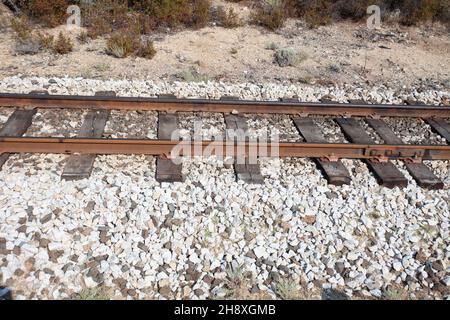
[1,137,450,160]
[0,93,449,117]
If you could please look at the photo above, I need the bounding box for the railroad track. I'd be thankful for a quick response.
[0,91,449,189]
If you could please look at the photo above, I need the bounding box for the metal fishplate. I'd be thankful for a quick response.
[364,147,424,162]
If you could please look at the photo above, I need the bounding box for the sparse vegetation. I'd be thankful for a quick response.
[276,278,300,300]
[105,30,157,60]
[328,63,341,73]
[293,0,450,28]
[10,17,33,41]
[94,63,111,72]
[192,0,211,29]
[178,67,210,82]
[106,32,139,58]
[251,0,287,30]
[217,6,241,28]
[52,32,73,54]
[74,288,109,300]
[298,74,313,84]
[77,31,89,44]
[129,0,212,28]
[37,33,54,50]
[274,48,308,67]
[265,42,279,50]
[10,17,54,55]
[136,40,157,59]
[16,0,68,27]
[383,286,409,300]
[9,0,450,36]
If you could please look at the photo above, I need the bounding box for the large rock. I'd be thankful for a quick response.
[0,3,13,29]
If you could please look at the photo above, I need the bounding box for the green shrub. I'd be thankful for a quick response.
[274,48,308,67]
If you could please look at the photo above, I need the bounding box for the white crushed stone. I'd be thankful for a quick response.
[245,114,303,142]
[0,76,449,300]
[380,117,447,145]
[178,112,225,140]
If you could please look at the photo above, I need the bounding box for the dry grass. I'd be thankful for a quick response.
[130,0,211,28]
[106,32,139,58]
[192,0,211,28]
[10,0,449,35]
[136,41,157,59]
[293,0,450,28]
[37,32,54,50]
[77,31,89,44]
[16,0,68,27]
[73,288,110,300]
[276,278,300,300]
[217,6,241,28]
[10,17,55,54]
[216,263,272,300]
[251,0,287,30]
[52,32,73,54]
[10,17,33,41]
[106,30,157,59]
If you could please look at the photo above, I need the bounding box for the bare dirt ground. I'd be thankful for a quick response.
[0,2,449,88]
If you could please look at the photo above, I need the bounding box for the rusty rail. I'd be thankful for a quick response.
[1,137,450,161]
[0,93,449,117]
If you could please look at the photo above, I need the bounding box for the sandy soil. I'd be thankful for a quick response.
[0,2,449,88]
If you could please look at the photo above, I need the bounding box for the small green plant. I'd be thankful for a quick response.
[94,63,111,72]
[265,42,278,50]
[328,63,341,73]
[74,288,109,300]
[274,48,308,67]
[52,32,73,54]
[383,286,409,300]
[276,278,300,300]
[178,68,210,82]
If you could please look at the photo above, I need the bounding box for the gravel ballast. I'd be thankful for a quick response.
[0,76,449,300]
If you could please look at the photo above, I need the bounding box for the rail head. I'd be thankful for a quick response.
[0,92,449,117]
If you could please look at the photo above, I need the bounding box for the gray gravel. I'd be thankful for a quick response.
[0,76,449,300]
